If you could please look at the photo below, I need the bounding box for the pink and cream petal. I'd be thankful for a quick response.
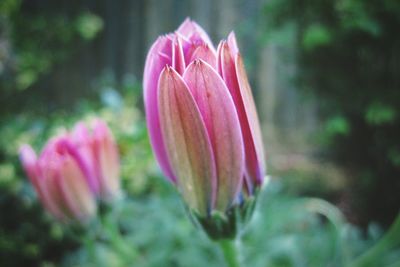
[177,18,214,48]
[219,41,265,189]
[227,32,239,57]
[235,55,265,185]
[39,160,70,221]
[183,60,244,211]
[189,45,217,69]
[58,156,97,221]
[172,37,186,75]
[59,139,99,195]
[143,36,177,183]
[158,66,217,215]
[19,145,39,189]
[92,120,120,199]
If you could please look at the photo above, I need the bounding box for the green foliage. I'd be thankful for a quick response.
[0,1,103,92]
[76,12,104,41]
[325,116,350,137]
[263,0,400,226]
[302,24,332,51]
[365,102,397,126]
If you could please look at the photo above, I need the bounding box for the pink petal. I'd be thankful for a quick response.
[19,144,39,188]
[143,36,177,182]
[58,155,97,221]
[235,55,265,185]
[183,60,244,211]
[92,119,120,200]
[189,44,217,69]
[176,18,214,48]
[227,32,239,57]
[19,144,64,219]
[158,66,217,215]
[58,138,100,195]
[216,42,223,74]
[70,122,98,192]
[172,37,185,75]
[218,41,265,190]
[37,153,70,221]
[176,18,216,64]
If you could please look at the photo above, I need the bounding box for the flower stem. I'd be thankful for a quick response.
[84,233,97,267]
[348,213,400,267]
[218,239,242,267]
[300,198,349,265]
[102,210,137,264]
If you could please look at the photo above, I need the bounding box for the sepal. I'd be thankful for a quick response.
[188,189,260,240]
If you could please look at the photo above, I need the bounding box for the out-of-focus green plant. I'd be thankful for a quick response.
[0,1,103,92]
[263,0,400,227]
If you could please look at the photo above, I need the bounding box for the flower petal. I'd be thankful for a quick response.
[158,66,216,215]
[172,37,185,75]
[19,144,39,188]
[218,41,265,190]
[70,122,98,193]
[227,32,239,57]
[177,18,214,48]
[235,55,265,186]
[59,138,99,195]
[58,155,97,221]
[38,152,71,221]
[92,119,120,200]
[176,18,216,65]
[19,145,64,219]
[143,36,176,182]
[183,60,244,211]
[189,45,217,69]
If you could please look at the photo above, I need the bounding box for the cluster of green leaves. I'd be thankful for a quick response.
[263,0,400,226]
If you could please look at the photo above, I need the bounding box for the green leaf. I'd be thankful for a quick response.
[76,13,104,40]
[302,24,332,51]
[325,116,350,137]
[365,103,397,125]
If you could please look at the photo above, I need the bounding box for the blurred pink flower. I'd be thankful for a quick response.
[19,119,120,222]
[143,18,265,216]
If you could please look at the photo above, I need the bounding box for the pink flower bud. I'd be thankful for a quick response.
[19,119,120,222]
[70,120,121,201]
[20,137,97,222]
[143,18,265,219]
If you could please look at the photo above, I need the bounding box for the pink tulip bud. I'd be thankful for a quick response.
[19,119,120,222]
[70,120,121,201]
[20,137,97,222]
[90,119,121,200]
[144,18,265,231]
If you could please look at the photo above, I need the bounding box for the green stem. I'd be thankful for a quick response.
[348,213,400,267]
[218,239,242,267]
[84,233,97,267]
[102,212,137,264]
[300,198,349,266]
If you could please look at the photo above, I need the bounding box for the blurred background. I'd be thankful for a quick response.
[0,0,399,266]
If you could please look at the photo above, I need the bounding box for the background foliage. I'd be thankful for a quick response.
[263,0,400,227]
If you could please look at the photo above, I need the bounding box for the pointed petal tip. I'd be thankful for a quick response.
[158,64,217,214]
[235,54,266,186]
[19,144,37,168]
[183,57,245,212]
